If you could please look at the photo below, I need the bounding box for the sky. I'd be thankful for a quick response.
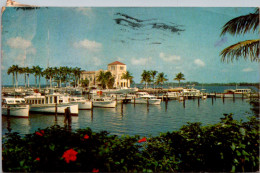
[1,7,259,85]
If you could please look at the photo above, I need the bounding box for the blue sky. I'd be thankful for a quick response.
[1,7,259,85]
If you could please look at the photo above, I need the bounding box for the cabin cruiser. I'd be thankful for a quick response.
[166,92,181,100]
[24,93,78,115]
[91,96,117,108]
[2,97,30,117]
[69,96,92,110]
[131,92,161,105]
[217,88,252,98]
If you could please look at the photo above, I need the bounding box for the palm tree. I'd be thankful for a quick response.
[97,71,106,89]
[43,67,55,88]
[13,65,19,88]
[121,71,134,88]
[24,67,31,88]
[156,72,168,87]
[150,70,158,89]
[220,8,259,62]
[141,70,151,89]
[31,65,43,88]
[174,72,185,86]
[7,65,16,88]
[18,67,25,88]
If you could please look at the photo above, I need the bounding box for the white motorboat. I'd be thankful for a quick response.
[2,97,30,117]
[69,96,93,110]
[92,96,117,108]
[24,93,78,115]
[166,92,180,100]
[131,92,161,105]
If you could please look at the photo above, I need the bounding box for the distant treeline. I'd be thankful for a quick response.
[136,82,259,87]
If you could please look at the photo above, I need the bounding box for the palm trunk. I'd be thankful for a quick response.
[39,76,41,89]
[35,76,37,88]
[27,74,30,87]
[24,74,26,88]
[50,76,52,88]
[12,73,15,88]
[15,72,18,88]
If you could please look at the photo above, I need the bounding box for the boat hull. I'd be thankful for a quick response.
[93,101,116,108]
[131,99,161,105]
[2,105,30,118]
[78,101,92,110]
[29,104,78,115]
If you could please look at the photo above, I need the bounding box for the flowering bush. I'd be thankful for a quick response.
[2,114,259,172]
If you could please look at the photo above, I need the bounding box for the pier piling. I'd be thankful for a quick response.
[183,98,185,108]
[222,94,225,104]
[147,98,149,112]
[7,106,10,117]
[121,100,123,115]
[198,97,200,107]
[233,93,235,102]
[212,96,214,105]
[134,97,136,107]
[55,103,57,121]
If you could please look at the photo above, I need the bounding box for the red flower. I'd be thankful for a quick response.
[84,134,89,140]
[138,137,147,143]
[35,157,40,161]
[62,149,78,163]
[92,168,99,172]
[35,132,43,136]
[40,130,45,134]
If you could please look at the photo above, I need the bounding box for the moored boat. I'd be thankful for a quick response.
[131,92,161,105]
[92,96,117,108]
[69,96,93,110]
[24,94,78,115]
[2,97,30,118]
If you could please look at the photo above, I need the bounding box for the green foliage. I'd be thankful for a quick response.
[3,114,259,172]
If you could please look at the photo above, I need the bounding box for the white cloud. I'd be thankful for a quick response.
[194,59,205,67]
[6,37,32,49]
[26,47,36,55]
[92,57,101,66]
[159,52,181,63]
[242,68,254,72]
[131,57,152,65]
[73,39,102,52]
[75,7,93,16]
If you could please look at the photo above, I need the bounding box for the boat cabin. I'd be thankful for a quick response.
[24,95,61,105]
[2,98,26,104]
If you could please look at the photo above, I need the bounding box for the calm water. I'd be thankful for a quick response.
[2,98,254,137]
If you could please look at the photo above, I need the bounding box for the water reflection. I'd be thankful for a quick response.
[2,99,253,137]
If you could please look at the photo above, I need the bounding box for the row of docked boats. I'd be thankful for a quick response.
[163,88,254,100]
[1,91,161,118]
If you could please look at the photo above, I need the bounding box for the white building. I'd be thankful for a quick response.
[81,61,130,88]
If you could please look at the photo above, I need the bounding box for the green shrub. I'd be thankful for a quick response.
[2,114,259,172]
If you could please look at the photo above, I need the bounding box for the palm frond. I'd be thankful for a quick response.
[221,9,259,36]
[220,39,260,62]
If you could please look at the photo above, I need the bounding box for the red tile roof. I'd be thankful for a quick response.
[108,61,125,65]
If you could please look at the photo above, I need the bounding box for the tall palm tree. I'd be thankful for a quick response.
[18,67,25,88]
[220,8,259,62]
[24,67,31,88]
[104,71,114,89]
[150,70,158,89]
[174,72,185,86]
[7,65,16,88]
[156,72,168,87]
[13,65,19,88]
[31,65,43,88]
[141,70,151,89]
[43,67,55,88]
[121,71,134,88]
